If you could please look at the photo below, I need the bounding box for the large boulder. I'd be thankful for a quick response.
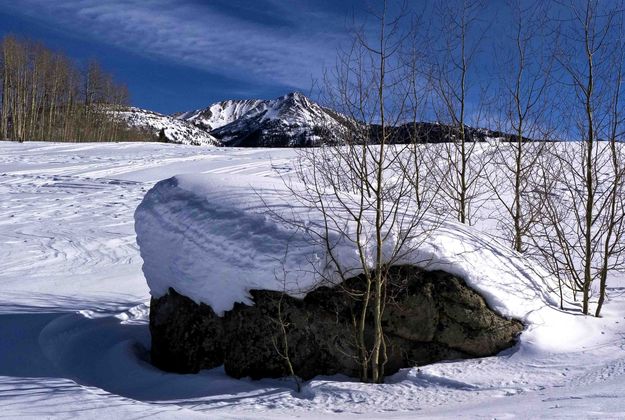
[150,265,524,380]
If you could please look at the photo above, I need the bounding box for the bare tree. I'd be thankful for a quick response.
[279,0,439,384]
[430,0,487,225]
[269,277,302,393]
[0,35,149,143]
[395,12,444,214]
[485,0,554,253]
[534,0,625,316]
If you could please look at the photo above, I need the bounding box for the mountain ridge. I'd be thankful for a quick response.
[122,93,522,147]
[177,92,345,147]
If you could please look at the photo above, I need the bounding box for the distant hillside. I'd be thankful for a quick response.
[116,107,220,146]
[371,122,530,144]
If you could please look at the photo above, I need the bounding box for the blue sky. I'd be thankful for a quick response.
[0,0,362,114]
[1,0,612,134]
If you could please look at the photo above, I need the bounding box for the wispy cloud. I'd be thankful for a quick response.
[1,0,348,88]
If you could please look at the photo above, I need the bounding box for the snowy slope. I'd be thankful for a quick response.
[179,92,347,146]
[2,141,625,419]
[116,107,221,146]
[176,98,266,130]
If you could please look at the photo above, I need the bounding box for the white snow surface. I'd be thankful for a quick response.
[135,172,557,327]
[2,141,625,419]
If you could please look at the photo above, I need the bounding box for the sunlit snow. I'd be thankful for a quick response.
[1,141,625,419]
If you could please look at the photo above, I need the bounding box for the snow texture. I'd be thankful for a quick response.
[2,141,625,419]
[135,172,558,324]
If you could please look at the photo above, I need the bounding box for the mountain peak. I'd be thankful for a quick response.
[175,92,343,147]
[283,91,306,100]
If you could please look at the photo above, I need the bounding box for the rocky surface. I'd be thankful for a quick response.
[150,265,524,380]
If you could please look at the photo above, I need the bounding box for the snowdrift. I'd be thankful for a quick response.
[135,173,559,322]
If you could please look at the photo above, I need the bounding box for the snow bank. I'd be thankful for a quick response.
[135,173,559,319]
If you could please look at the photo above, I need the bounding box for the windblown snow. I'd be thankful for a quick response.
[2,141,625,419]
[135,173,557,325]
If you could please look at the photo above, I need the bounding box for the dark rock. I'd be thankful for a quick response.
[150,265,524,380]
[149,290,224,373]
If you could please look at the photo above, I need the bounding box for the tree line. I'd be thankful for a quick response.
[0,35,152,142]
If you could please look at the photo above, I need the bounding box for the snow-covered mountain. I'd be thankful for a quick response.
[178,92,347,147]
[116,107,220,146]
[117,93,345,147]
[119,94,522,148]
[176,99,266,131]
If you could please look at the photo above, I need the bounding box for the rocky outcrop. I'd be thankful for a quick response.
[150,265,524,380]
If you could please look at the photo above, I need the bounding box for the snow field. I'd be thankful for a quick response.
[1,141,625,419]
